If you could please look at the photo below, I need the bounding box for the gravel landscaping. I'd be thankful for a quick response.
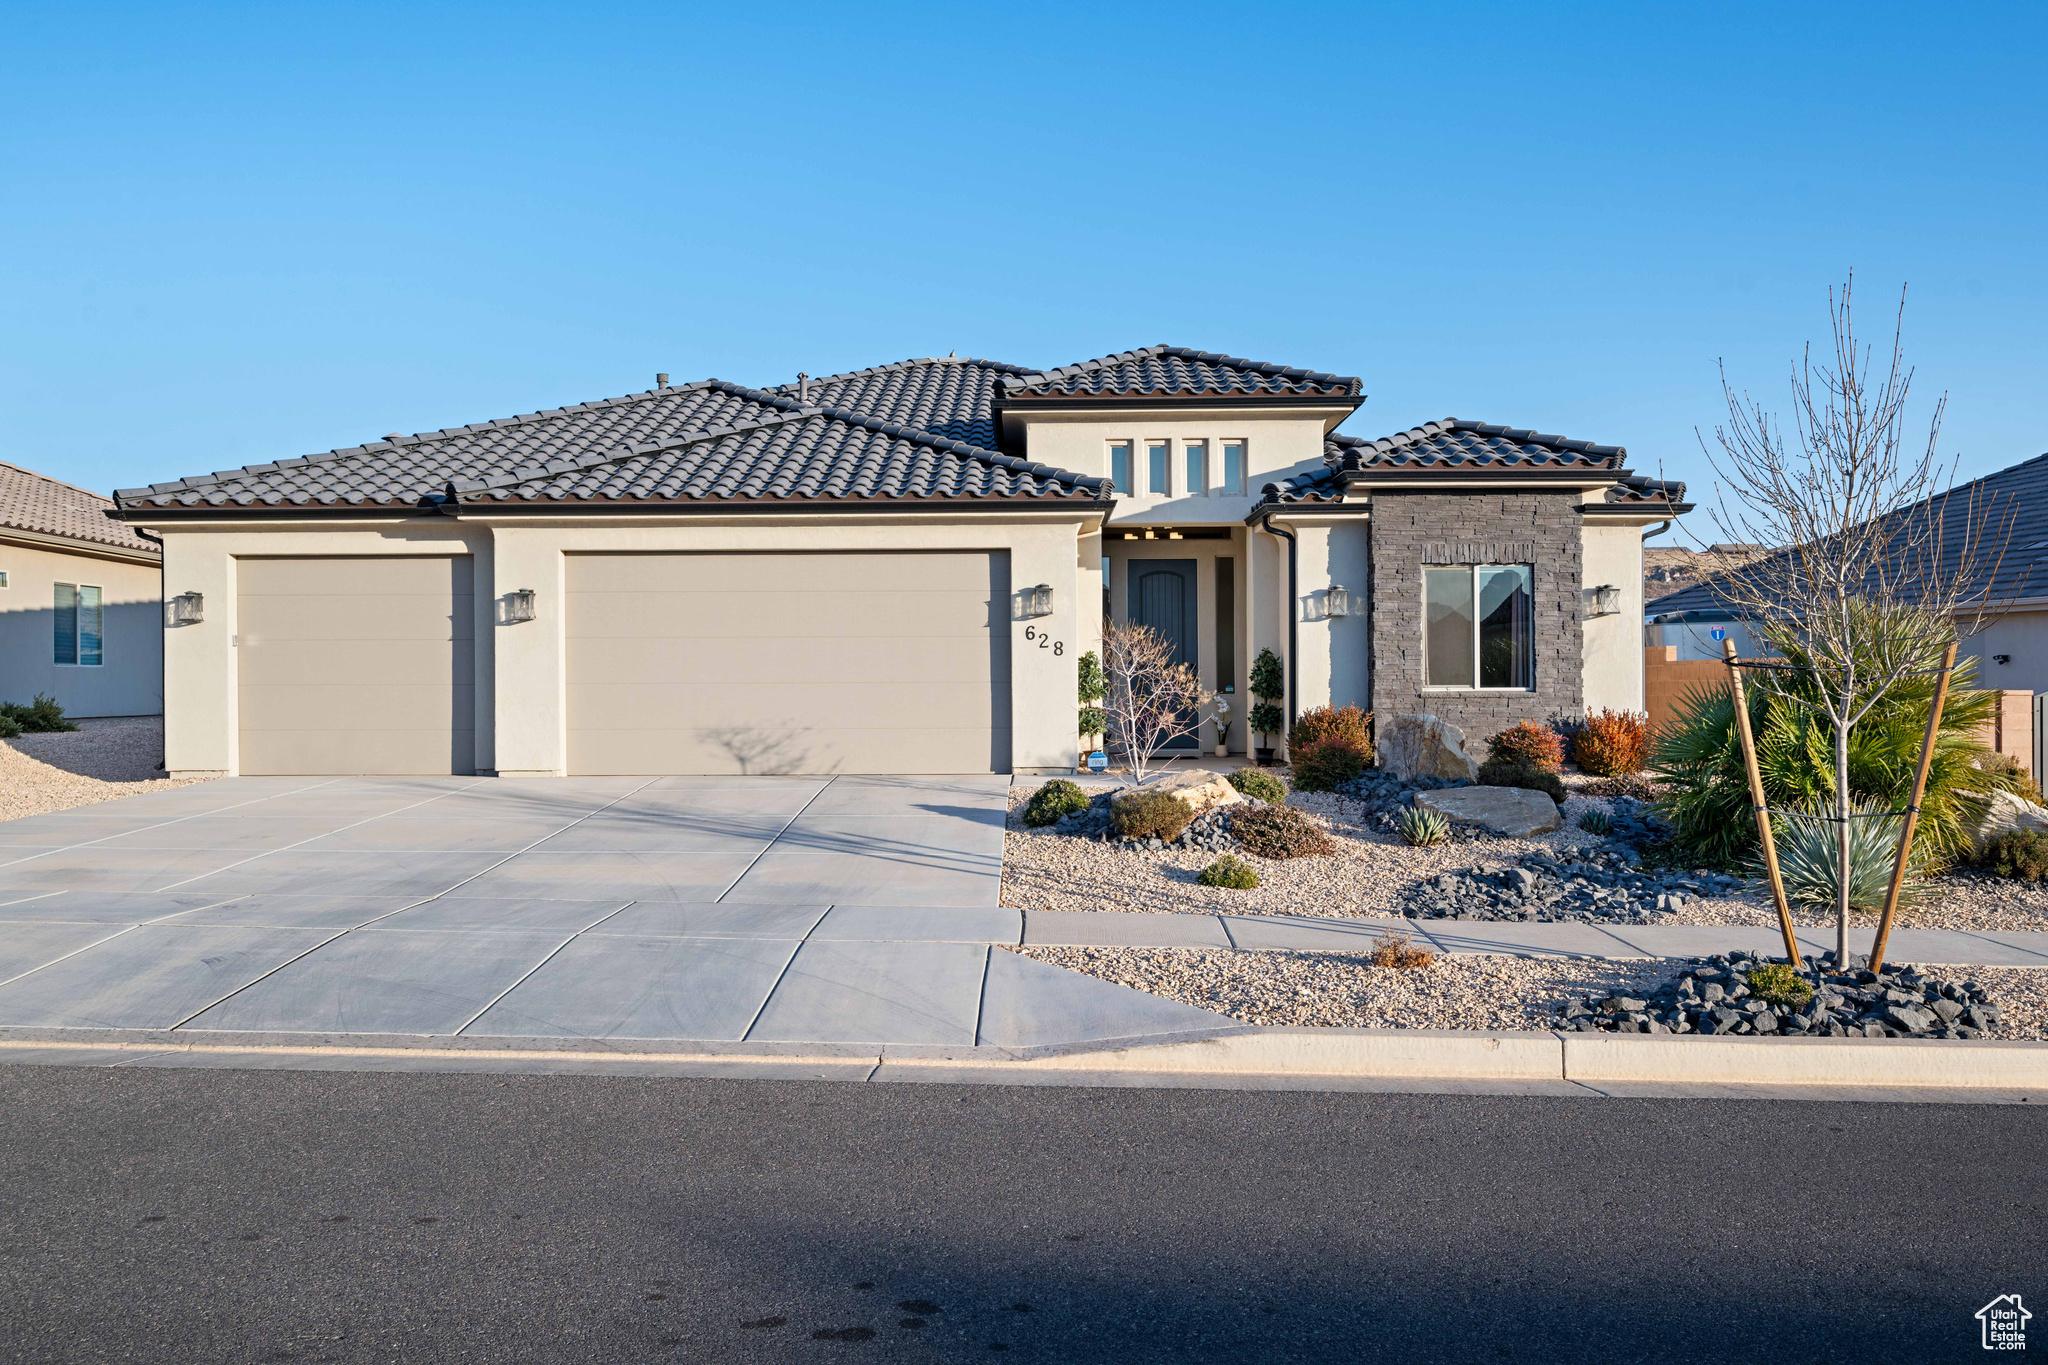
[1003,774,2048,933]
[1011,944,2048,1040]
[1564,953,2013,1038]
[0,717,208,822]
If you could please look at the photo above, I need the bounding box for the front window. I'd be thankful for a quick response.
[1424,565,1532,689]
[1146,441,1170,494]
[1184,440,1207,495]
[55,582,103,666]
[1108,441,1132,492]
[1221,440,1246,495]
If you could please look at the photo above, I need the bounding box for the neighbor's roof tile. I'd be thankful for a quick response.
[0,460,159,554]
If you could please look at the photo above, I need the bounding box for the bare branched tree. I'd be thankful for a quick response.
[1102,621,1213,786]
[1700,273,2020,962]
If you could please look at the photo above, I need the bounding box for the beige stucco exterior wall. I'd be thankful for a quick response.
[1581,520,1646,714]
[1267,515,1370,725]
[1019,410,1340,527]
[1961,607,2048,702]
[145,513,1093,778]
[0,536,163,717]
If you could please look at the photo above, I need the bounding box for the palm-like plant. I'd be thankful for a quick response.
[1651,644,2013,870]
[1767,798,1933,915]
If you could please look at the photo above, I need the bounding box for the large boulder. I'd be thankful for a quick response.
[1968,788,2048,854]
[1377,713,1481,783]
[1142,768,1243,819]
[1414,786,1561,838]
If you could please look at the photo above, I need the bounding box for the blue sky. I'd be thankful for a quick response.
[4,1,2043,531]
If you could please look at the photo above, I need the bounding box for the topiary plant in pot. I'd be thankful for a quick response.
[1076,650,1107,767]
[1249,648,1286,765]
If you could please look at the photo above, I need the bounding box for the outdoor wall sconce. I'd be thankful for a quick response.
[1995,654,2012,665]
[504,588,538,624]
[1590,584,1622,616]
[1325,585,1350,618]
[168,592,204,625]
[1023,583,1055,618]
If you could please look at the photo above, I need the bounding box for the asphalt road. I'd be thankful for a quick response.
[0,1068,2040,1363]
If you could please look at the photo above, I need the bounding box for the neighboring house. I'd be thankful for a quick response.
[0,461,162,718]
[109,346,1684,777]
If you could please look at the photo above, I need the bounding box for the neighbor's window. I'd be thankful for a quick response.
[1424,565,1532,689]
[1146,441,1170,495]
[1184,440,1207,495]
[1222,440,1246,495]
[1108,440,1132,492]
[55,582,103,667]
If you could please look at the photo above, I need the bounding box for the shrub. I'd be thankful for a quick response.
[1650,648,2015,869]
[1249,648,1286,744]
[1289,737,1370,793]
[1197,855,1260,890]
[1572,709,1650,776]
[1024,779,1091,828]
[1477,758,1566,806]
[1232,803,1335,859]
[1227,768,1286,804]
[1077,651,1107,744]
[1486,720,1564,773]
[1980,752,2045,805]
[1986,828,2048,881]
[1289,704,1372,756]
[1765,799,1931,914]
[1111,789,1193,842]
[1248,702,1285,744]
[1578,809,1613,835]
[0,712,19,739]
[1397,805,1450,847]
[0,694,78,734]
[1744,962,1814,1008]
[1588,773,1656,802]
[1370,929,1434,970]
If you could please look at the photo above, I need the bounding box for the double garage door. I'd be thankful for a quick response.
[235,551,1009,776]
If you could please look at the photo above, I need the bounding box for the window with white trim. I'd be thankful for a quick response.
[1146,440,1170,495]
[1221,440,1246,495]
[1424,565,1532,689]
[55,582,103,666]
[1108,440,1133,492]
[1184,440,1207,495]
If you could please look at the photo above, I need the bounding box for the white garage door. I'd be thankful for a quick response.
[237,556,475,775]
[566,551,1010,775]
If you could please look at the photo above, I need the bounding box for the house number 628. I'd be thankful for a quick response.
[1022,626,1064,655]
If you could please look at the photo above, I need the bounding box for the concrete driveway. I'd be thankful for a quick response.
[0,775,1225,1050]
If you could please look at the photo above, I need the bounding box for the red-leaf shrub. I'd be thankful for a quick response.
[1289,704,1373,757]
[1571,709,1650,776]
[1289,736,1370,793]
[1486,720,1564,773]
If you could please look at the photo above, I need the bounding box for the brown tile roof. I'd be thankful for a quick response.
[0,460,158,555]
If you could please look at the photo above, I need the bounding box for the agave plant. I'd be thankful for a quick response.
[1398,805,1451,847]
[1578,809,1613,836]
[1650,644,2013,870]
[1764,799,1931,915]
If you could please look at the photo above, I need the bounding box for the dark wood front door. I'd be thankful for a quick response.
[1128,559,1198,750]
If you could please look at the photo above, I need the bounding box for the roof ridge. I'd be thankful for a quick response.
[999,344,1362,395]
[771,355,1037,394]
[1347,418,1625,462]
[113,378,730,501]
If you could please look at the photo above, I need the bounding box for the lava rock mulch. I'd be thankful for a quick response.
[1404,844,1745,924]
[1046,794,1239,854]
[1562,952,2008,1038]
[1333,770,1473,832]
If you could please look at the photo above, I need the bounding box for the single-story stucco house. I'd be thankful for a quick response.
[2,460,162,718]
[108,346,1686,777]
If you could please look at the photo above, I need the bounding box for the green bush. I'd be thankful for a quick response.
[0,694,78,734]
[1025,779,1091,828]
[1397,805,1450,846]
[1233,803,1334,859]
[1986,828,2048,881]
[1649,645,2014,870]
[1112,789,1193,842]
[1477,758,1566,806]
[1765,799,1931,914]
[1227,768,1286,804]
[1290,736,1370,793]
[1486,720,1564,773]
[1744,962,1814,1008]
[0,712,20,740]
[1197,855,1260,889]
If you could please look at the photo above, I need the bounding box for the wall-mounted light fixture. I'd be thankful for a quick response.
[168,591,204,625]
[504,588,538,624]
[1590,584,1622,616]
[1325,585,1350,618]
[1995,654,2012,665]
[1023,583,1055,618]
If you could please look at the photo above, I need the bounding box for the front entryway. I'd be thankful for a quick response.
[1127,558,1198,749]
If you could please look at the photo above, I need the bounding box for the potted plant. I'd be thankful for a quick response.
[1249,647,1285,765]
[1077,649,1107,771]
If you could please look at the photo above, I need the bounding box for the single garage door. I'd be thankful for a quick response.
[567,551,1010,775]
[237,555,475,775]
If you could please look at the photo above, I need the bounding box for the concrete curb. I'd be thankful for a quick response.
[7,1024,2044,1091]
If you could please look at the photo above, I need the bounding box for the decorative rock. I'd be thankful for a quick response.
[1966,787,2048,855]
[1413,786,1561,838]
[1377,713,1481,783]
[1143,769,1243,819]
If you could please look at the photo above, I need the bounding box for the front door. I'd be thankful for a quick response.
[1127,558,1198,750]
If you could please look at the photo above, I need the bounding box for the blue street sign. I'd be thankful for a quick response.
[1710,628,1727,641]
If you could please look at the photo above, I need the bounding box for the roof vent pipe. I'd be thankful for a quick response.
[797,372,810,403]
[656,373,668,388]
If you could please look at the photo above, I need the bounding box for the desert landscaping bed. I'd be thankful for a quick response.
[1010,944,2048,1041]
[0,718,209,823]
